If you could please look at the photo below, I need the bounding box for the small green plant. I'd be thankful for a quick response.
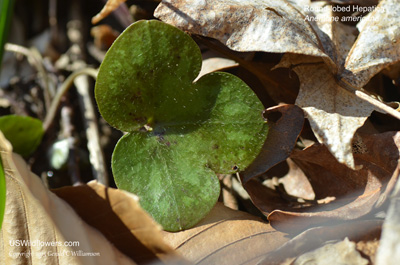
[95,20,268,231]
[0,0,15,66]
[0,115,44,157]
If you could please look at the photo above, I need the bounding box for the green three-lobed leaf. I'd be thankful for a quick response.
[95,20,268,231]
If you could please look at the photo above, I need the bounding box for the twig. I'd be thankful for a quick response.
[74,72,109,186]
[66,12,109,185]
[42,68,98,131]
[336,77,400,121]
[61,104,83,186]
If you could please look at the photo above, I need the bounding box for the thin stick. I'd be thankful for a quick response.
[336,77,400,121]
[42,68,98,131]
[74,72,109,186]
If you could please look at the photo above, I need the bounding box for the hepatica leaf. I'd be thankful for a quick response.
[0,115,44,157]
[95,20,268,231]
[0,155,5,230]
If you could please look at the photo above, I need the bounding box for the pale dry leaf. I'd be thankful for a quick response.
[92,0,127,24]
[162,203,289,265]
[196,57,238,81]
[279,158,315,200]
[303,1,340,68]
[323,0,378,5]
[293,238,368,265]
[258,219,382,264]
[294,62,376,169]
[0,132,135,265]
[342,0,400,88]
[357,239,380,264]
[307,1,357,68]
[154,0,335,67]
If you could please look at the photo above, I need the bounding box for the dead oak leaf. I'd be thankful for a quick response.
[53,182,182,265]
[161,203,289,265]
[241,104,304,183]
[293,63,376,168]
[155,0,335,67]
[267,132,400,233]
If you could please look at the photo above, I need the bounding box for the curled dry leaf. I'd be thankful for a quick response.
[376,163,400,265]
[161,203,289,265]
[341,0,400,88]
[0,132,135,265]
[241,104,304,183]
[258,219,382,264]
[268,132,400,232]
[240,104,306,217]
[92,0,127,24]
[243,159,317,218]
[53,182,183,265]
[155,0,335,67]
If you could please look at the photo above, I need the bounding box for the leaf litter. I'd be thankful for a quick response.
[152,0,400,261]
[155,0,400,169]
[3,0,400,264]
[0,132,136,265]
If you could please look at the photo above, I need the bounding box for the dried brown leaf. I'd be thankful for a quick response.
[246,157,316,209]
[162,203,289,265]
[267,132,400,232]
[53,182,182,265]
[92,0,127,24]
[241,104,304,183]
[0,132,135,265]
[91,25,119,50]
